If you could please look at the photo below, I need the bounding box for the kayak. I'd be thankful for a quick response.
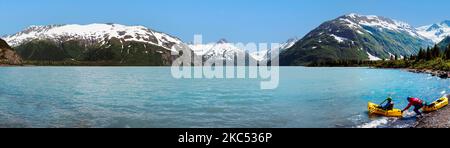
[422,97,449,113]
[368,102,403,117]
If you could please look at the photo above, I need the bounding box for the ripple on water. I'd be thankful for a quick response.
[0,67,449,128]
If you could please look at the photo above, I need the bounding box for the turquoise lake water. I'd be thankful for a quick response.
[0,67,448,128]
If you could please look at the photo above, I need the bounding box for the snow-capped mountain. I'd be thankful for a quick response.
[3,23,183,51]
[280,13,433,66]
[250,49,268,62]
[251,37,300,62]
[189,39,254,63]
[2,23,186,65]
[340,13,428,40]
[417,20,450,43]
[279,37,300,51]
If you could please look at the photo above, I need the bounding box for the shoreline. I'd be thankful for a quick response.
[415,95,450,128]
[406,68,450,79]
[383,68,450,127]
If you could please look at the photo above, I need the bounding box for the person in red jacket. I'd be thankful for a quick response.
[402,97,424,117]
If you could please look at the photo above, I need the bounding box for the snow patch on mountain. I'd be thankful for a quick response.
[189,39,249,61]
[188,44,215,56]
[250,50,268,61]
[330,34,347,43]
[3,23,183,51]
[278,37,300,50]
[255,37,300,62]
[339,18,361,29]
[417,20,450,43]
[367,52,381,61]
[340,13,427,39]
[356,30,364,35]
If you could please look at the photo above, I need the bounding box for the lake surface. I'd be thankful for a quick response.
[0,67,448,128]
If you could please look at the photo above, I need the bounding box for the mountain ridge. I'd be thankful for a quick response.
[279,13,433,66]
[417,20,450,43]
[3,23,184,65]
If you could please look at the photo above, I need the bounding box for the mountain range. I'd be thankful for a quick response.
[188,37,299,64]
[417,20,450,43]
[1,13,449,66]
[188,39,254,65]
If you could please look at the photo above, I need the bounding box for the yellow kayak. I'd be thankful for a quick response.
[422,97,449,113]
[368,102,403,117]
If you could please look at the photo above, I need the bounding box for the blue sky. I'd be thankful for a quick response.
[0,0,449,43]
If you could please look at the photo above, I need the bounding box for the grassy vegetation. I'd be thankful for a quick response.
[375,44,450,71]
[374,58,450,71]
[308,60,379,67]
[307,44,450,72]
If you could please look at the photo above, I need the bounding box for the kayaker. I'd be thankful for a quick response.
[379,97,394,110]
[402,97,424,117]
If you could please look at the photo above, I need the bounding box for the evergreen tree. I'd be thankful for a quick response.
[426,47,433,60]
[432,44,441,59]
[417,48,425,60]
[445,45,450,60]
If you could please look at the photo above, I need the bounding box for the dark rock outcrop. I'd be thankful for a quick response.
[0,38,22,65]
[407,69,449,79]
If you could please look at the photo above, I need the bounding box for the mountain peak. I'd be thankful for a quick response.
[343,13,380,20]
[336,13,421,39]
[216,38,229,44]
[285,37,300,42]
[340,13,399,27]
[427,24,441,31]
[279,37,300,50]
[345,13,359,17]
[441,20,450,26]
[417,20,450,43]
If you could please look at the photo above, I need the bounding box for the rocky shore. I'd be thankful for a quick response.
[404,69,450,128]
[407,69,450,79]
[415,94,450,128]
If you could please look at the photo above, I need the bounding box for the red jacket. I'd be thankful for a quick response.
[402,98,423,111]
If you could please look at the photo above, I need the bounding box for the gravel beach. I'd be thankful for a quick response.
[415,94,450,128]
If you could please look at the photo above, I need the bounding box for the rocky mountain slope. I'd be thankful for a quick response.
[438,36,450,49]
[0,38,22,65]
[280,13,433,66]
[189,39,256,65]
[417,20,450,43]
[3,23,184,65]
